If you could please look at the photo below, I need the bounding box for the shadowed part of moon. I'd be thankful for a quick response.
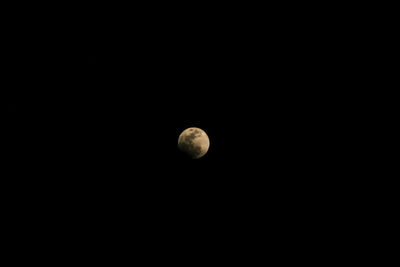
[179,134,203,158]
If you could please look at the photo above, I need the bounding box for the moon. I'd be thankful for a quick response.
[178,127,210,159]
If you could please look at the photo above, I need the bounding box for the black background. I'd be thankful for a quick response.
[2,3,361,262]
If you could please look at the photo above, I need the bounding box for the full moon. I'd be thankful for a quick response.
[178,127,210,159]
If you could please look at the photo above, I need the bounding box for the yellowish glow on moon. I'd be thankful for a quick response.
[178,127,210,159]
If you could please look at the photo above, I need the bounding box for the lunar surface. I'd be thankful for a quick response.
[178,127,210,159]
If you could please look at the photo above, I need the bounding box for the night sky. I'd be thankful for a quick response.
[2,5,354,261]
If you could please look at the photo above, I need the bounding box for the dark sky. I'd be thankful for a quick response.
[2,5,356,260]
